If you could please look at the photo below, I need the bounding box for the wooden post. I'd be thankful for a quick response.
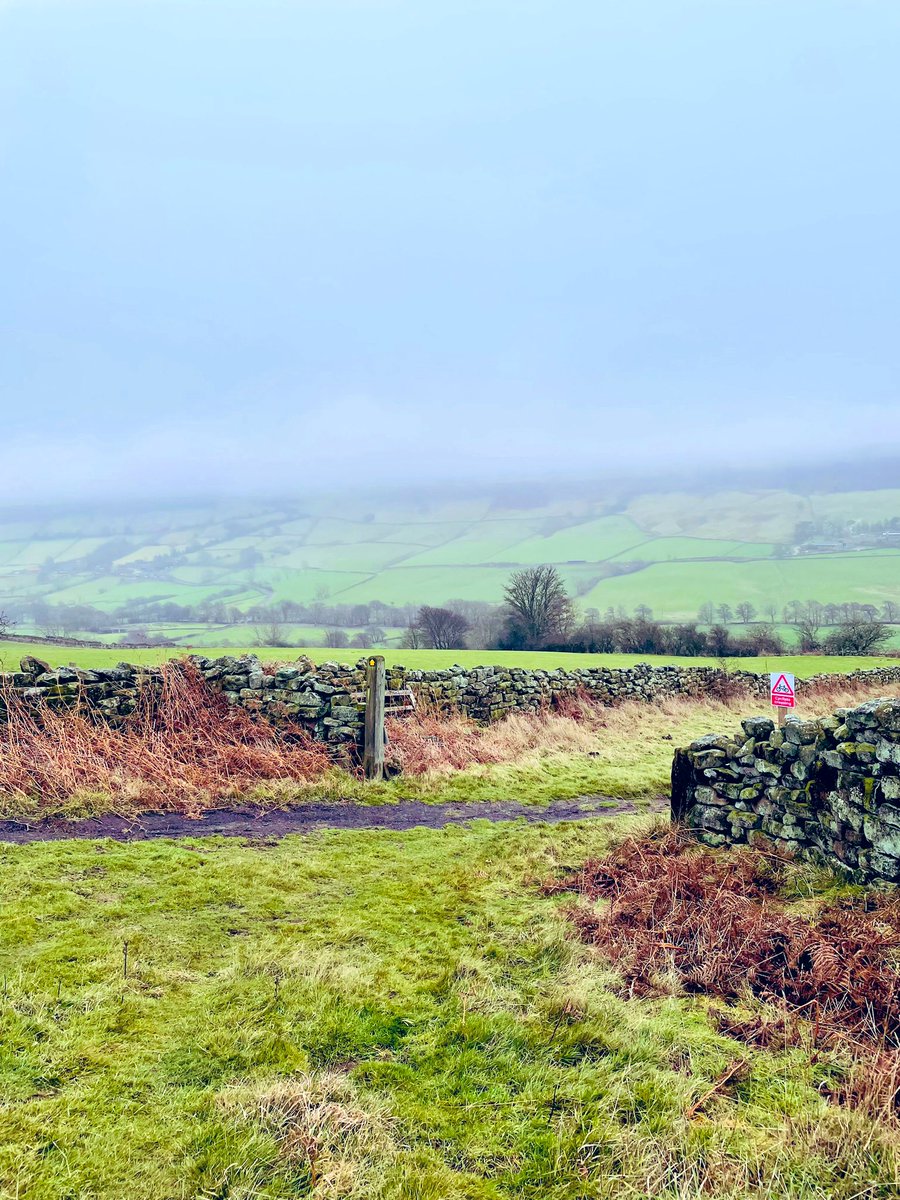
[363,655,386,781]
[777,705,787,729]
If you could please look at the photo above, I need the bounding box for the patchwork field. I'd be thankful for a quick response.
[3,485,900,627]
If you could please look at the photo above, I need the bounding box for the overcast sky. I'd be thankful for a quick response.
[1,0,899,500]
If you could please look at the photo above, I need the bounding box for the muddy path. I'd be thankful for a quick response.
[0,794,667,845]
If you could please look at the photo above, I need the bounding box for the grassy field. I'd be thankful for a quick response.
[0,817,893,1199]
[1,639,897,678]
[581,553,900,617]
[3,486,900,622]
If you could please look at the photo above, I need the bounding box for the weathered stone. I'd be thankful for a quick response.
[674,693,900,885]
[870,852,900,882]
[784,719,819,745]
[19,655,50,675]
[742,716,774,739]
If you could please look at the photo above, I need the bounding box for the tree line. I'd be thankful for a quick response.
[4,571,897,657]
[400,569,896,656]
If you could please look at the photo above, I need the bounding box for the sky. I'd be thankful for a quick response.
[1,0,899,501]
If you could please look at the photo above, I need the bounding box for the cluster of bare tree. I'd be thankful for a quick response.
[697,599,899,627]
[697,601,770,625]
[696,599,895,654]
[566,617,784,657]
[399,568,574,652]
[6,569,897,658]
[402,606,471,650]
[787,602,892,654]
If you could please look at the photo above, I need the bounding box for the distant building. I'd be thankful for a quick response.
[797,540,846,554]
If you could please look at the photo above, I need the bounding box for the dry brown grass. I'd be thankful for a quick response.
[545,828,900,1122]
[218,1071,397,1197]
[386,679,900,782]
[0,662,331,817]
[1,670,896,820]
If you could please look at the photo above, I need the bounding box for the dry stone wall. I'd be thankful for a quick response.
[4,650,900,765]
[672,698,900,885]
[0,654,369,748]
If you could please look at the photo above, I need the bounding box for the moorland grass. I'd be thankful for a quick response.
[0,818,895,1199]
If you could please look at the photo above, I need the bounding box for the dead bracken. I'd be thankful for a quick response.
[545,828,900,1115]
[0,661,331,815]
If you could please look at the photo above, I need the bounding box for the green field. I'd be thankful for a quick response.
[2,639,896,678]
[0,819,892,1199]
[3,485,900,625]
[581,553,900,618]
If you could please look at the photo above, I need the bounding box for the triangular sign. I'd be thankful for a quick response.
[772,674,793,695]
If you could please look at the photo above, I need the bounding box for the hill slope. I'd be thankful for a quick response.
[2,484,900,625]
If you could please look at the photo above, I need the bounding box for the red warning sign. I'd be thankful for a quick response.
[769,672,796,708]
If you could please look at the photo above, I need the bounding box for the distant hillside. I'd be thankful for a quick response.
[2,482,900,626]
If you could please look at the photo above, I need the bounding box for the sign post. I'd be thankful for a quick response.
[363,655,386,781]
[769,671,796,727]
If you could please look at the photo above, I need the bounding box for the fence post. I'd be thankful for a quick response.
[363,655,386,781]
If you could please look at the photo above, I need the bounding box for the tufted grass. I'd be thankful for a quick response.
[0,817,896,1198]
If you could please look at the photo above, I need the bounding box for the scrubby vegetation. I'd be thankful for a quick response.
[0,664,896,823]
[0,664,330,819]
[547,827,900,1138]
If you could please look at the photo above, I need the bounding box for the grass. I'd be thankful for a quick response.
[0,817,895,1198]
[1,639,898,676]
[581,552,900,618]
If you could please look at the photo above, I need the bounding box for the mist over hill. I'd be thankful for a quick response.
[2,461,900,649]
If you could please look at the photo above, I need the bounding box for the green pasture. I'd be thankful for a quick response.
[2,487,900,620]
[0,820,891,1199]
[581,551,900,619]
[609,536,776,562]
[1,639,896,677]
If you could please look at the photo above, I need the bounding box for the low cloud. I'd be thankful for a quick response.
[3,392,896,504]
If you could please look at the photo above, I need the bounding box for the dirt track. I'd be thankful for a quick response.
[0,795,665,845]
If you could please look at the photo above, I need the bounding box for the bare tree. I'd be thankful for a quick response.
[444,599,505,649]
[401,619,424,649]
[824,616,891,655]
[415,606,470,650]
[323,629,349,649]
[697,602,715,625]
[795,603,823,651]
[735,601,756,624]
[634,604,653,621]
[502,566,573,649]
[743,623,785,654]
[253,621,291,648]
[0,610,12,638]
[716,603,733,625]
[883,601,900,624]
